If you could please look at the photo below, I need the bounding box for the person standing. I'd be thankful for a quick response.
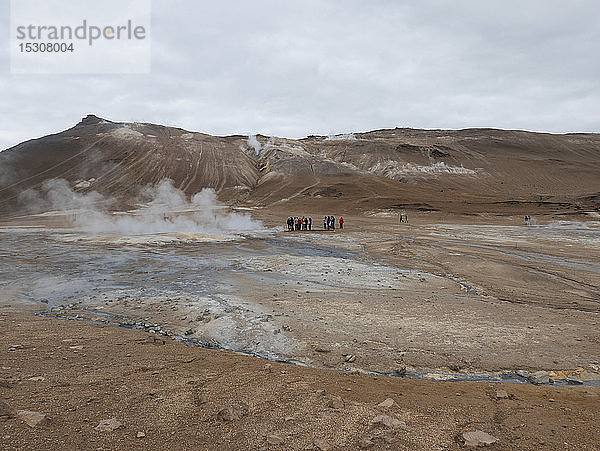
[323,216,327,230]
[331,215,335,230]
[308,217,312,231]
[339,217,343,229]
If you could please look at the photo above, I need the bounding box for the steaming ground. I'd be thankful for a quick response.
[1,212,599,382]
[15,178,264,235]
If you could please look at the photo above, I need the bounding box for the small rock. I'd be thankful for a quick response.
[217,406,246,422]
[370,414,405,429]
[184,328,195,336]
[315,347,331,353]
[69,345,83,350]
[313,438,331,450]
[95,418,123,432]
[358,435,374,448]
[266,434,284,445]
[146,336,166,345]
[377,398,396,409]
[566,375,583,385]
[17,410,47,428]
[345,355,356,363]
[529,371,550,385]
[316,389,327,396]
[516,370,529,378]
[462,430,499,447]
[494,389,509,399]
[328,396,344,409]
[0,401,15,421]
[136,431,146,438]
[264,364,273,373]
[395,365,407,376]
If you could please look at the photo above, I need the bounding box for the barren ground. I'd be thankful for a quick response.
[1,211,599,449]
[1,307,599,450]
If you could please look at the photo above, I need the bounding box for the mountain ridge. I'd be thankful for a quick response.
[1,115,599,216]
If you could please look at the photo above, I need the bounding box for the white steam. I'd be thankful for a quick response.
[242,135,275,157]
[325,133,357,141]
[18,178,108,212]
[18,178,263,234]
[247,135,262,156]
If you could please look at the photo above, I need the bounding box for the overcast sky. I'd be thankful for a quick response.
[1,0,599,150]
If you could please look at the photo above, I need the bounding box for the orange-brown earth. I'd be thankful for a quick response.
[1,307,599,450]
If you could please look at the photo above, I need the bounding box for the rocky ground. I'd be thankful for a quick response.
[1,307,599,450]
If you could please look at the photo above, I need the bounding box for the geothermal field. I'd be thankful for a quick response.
[2,213,599,379]
[1,117,599,449]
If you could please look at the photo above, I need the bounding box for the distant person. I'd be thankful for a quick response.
[323,216,327,230]
[308,217,312,230]
[339,217,343,229]
[331,215,335,230]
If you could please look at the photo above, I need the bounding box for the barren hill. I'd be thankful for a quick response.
[1,115,599,216]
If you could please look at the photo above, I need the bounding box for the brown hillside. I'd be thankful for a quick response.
[0,115,598,216]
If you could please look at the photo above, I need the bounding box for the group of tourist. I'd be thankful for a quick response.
[323,215,343,230]
[285,215,344,231]
[287,216,313,231]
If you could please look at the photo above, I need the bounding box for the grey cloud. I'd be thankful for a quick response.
[0,0,599,151]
